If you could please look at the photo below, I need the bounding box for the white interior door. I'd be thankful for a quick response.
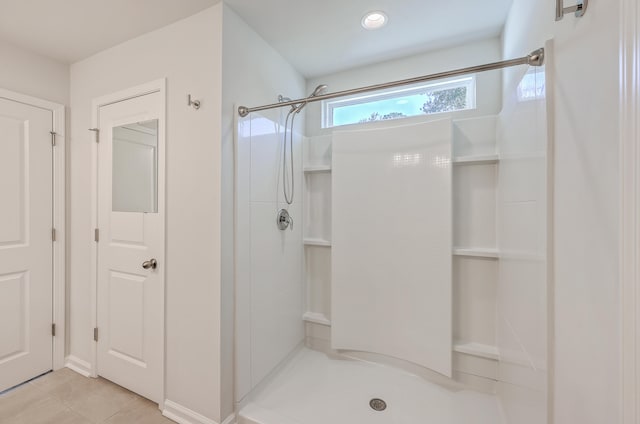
[97,91,164,403]
[0,97,53,391]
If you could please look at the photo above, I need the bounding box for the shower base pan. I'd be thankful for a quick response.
[238,348,505,424]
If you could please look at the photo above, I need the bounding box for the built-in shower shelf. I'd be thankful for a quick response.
[304,156,498,172]
[452,154,500,165]
[303,165,332,173]
[304,238,332,247]
[303,312,331,326]
[453,342,500,361]
[453,248,500,259]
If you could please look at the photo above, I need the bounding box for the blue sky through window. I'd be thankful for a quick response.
[333,92,428,126]
[325,76,475,128]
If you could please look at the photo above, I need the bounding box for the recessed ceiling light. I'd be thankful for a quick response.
[362,11,388,30]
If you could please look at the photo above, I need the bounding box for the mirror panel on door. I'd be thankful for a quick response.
[112,119,158,213]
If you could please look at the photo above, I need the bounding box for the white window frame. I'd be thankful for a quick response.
[322,75,476,128]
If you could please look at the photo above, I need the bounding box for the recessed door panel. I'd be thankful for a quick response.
[0,97,53,391]
[0,116,26,246]
[111,212,145,245]
[108,271,145,363]
[0,272,28,362]
[97,91,164,403]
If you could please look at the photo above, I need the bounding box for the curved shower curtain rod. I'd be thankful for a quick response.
[238,48,545,118]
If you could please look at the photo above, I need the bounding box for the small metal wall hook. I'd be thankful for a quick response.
[188,94,201,110]
[556,0,587,21]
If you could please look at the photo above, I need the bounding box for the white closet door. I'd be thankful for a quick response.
[0,98,53,391]
[97,91,164,402]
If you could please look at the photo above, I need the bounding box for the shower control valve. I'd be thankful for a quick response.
[277,209,293,231]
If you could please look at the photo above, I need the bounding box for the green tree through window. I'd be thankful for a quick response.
[359,111,407,123]
[421,87,468,114]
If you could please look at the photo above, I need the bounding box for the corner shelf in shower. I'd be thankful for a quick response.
[303,154,499,173]
[453,248,500,259]
[303,312,331,326]
[303,243,499,256]
[304,238,332,247]
[453,342,500,361]
[452,154,500,165]
[303,165,332,173]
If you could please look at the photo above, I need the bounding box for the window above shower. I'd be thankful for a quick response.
[322,76,476,128]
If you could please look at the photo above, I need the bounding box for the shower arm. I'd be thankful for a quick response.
[238,48,545,117]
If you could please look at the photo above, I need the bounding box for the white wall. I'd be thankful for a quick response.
[69,5,225,422]
[305,37,502,137]
[0,38,69,105]
[501,1,621,423]
[221,4,307,408]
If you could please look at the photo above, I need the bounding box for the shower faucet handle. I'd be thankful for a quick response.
[277,209,293,231]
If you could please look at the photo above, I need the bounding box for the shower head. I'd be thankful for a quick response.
[292,84,329,114]
[310,84,328,97]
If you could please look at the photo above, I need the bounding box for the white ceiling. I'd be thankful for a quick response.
[0,0,513,76]
[225,0,514,78]
[0,0,221,64]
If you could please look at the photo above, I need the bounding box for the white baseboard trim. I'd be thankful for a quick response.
[222,414,236,424]
[64,355,92,378]
[163,400,233,424]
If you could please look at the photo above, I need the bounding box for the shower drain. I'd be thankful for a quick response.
[369,398,387,412]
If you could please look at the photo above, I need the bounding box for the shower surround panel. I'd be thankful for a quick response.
[331,118,453,376]
[235,111,305,402]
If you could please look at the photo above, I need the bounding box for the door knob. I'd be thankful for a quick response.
[142,259,157,270]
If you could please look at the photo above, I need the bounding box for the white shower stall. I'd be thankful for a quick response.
[225,5,549,424]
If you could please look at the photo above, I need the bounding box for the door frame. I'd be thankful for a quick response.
[621,0,640,422]
[89,79,166,405]
[0,87,66,372]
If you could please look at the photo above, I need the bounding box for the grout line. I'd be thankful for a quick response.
[0,370,52,396]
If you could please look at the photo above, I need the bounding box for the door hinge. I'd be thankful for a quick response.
[50,131,57,146]
[88,128,99,143]
[93,327,98,342]
[51,323,56,337]
[94,228,99,242]
[52,228,56,242]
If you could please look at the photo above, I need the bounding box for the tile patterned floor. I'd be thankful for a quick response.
[0,369,174,424]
